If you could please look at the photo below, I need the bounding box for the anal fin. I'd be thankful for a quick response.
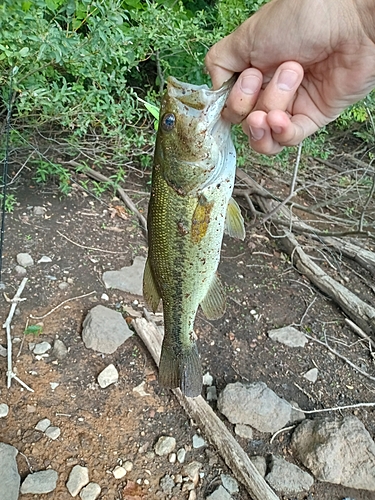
[225,197,245,240]
[142,257,161,313]
[200,273,226,320]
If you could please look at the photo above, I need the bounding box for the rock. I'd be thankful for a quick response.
[160,474,175,494]
[101,293,109,301]
[268,326,307,348]
[20,469,58,494]
[59,282,69,290]
[66,465,89,497]
[79,482,101,500]
[288,401,305,424]
[250,456,267,477]
[45,426,61,440]
[192,434,205,449]
[221,474,239,494]
[0,442,20,500]
[35,418,51,432]
[102,256,146,296]
[112,466,126,479]
[177,448,186,464]
[265,455,313,494]
[182,461,202,485]
[206,485,232,500]
[0,403,9,418]
[123,461,133,472]
[33,206,46,216]
[203,372,213,386]
[82,305,132,354]
[50,382,59,391]
[217,382,292,433]
[14,265,27,276]
[0,345,7,357]
[133,381,150,396]
[97,364,119,388]
[292,416,375,491]
[169,452,176,463]
[17,253,34,267]
[155,436,176,456]
[206,386,217,401]
[37,255,52,263]
[303,368,318,383]
[234,424,253,439]
[52,339,68,359]
[33,341,51,355]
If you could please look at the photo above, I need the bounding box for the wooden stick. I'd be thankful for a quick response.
[132,316,279,500]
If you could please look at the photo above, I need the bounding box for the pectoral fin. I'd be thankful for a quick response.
[143,257,161,313]
[200,273,226,320]
[225,197,245,240]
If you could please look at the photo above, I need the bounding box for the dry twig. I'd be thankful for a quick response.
[30,290,96,320]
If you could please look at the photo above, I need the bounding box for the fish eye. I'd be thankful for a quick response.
[161,113,176,131]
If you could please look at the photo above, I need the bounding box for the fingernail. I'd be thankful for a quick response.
[272,126,283,134]
[240,75,261,95]
[249,127,265,141]
[277,69,299,91]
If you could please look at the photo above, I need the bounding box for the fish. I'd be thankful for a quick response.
[143,75,245,397]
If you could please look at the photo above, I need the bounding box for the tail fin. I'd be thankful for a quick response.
[159,343,202,398]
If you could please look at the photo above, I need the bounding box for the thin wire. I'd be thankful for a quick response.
[0,71,13,286]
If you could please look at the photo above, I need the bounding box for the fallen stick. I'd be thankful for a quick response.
[132,316,279,500]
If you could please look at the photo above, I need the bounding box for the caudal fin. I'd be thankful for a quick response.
[159,343,202,398]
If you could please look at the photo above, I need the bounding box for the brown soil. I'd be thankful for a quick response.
[1,169,375,500]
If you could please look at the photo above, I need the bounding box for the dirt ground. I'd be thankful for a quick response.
[1,165,375,500]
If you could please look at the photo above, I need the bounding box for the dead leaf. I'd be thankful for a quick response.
[109,205,128,220]
[123,480,144,500]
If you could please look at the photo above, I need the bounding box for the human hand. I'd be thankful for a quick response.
[205,0,375,155]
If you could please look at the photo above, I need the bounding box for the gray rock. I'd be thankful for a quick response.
[155,436,176,456]
[33,341,51,355]
[292,416,375,491]
[217,382,292,433]
[20,469,58,494]
[59,282,69,290]
[45,426,61,440]
[268,326,307,348]
[79,482,101,500]
[265,455,313,494]
[303,368,318,383]
[33,206,46,216]
[0,442,20,500]
[0,403,9,418]
[102,256,146,296]
[182,461,202,484]
[66,465,89,497]
[206,386,217,401]
[206,485,232,500]
[17,253,34,268]
[192,434,205,449]
[15,265,27,276]
[177,448,186,464]
[0,345,7,357]
[97,364,119,388]
[35,418,51,432]
[52,339,68,359]
[37,255,52,264]
[82,305,132,354]
[221,474,239,494]
[250,456,267,477]
[288,401,305,424]
[160,474,175,494]
[235,424,253,439]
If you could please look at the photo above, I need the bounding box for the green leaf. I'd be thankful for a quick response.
[19,47,29,57]
[24,325,43,336]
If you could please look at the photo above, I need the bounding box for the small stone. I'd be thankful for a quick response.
[35,418,51,432]
[265,455,314,494]
[155,436,176,456]
[102,256,146,296]
[20,469,58,494]
[288,401,306,424]
[206,485,232,500]
[0,404,9,418]
[169,452,177,463]
[207,386,217,401]
[45,426,61,440]
[17,253,34,267]
[188,491,197,500]
[113,466,126,479]
[50,382,59,390]
[235,424,253,439]
[182,461,202,485]
[250,456,267,477]
[0,345,7,357]
[268,326,307,348]
[79,482,101,500]
[221,474,239,494]
[101,293,109,301]
[52,339,68,359]
[66,465,89,497]
[177,448,186,464]
[33,206,46,216]
[33,342,51,355]
[15,265,27,276]
[98,364,119,388]
[123,461,133,472]
[59,282,69,290]
[133,381,150,396]
[37,255,52,264]
[192,434,205,449]
[0,442,20,500]
[160,474,175,494]
[203,372,213,386]
[303,368,319,383]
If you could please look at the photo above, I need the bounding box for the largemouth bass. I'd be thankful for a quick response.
[143,76,245,397]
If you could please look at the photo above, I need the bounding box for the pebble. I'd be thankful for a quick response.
[59,282,69,290]
[17,252,34,267]
[250,456,267,477]
[35,418,51,432]
[303,368,319,383]
[66,465,90,497]
[0,345,6,357]
[102,256,146,296]
[101,293,109,301]
[33,342,52,355]
[177,447,186,464]
[113,466,126,479]
[169,452,177,463]
[50,382,59,390]
[45,426,61,440]
[0,403,9,418]
[160,474,175,494]
[123,461,133,472]
[221,474,239,494]
[268,326,308,348]
[155,436,176,456]
[206,485,232,500]
[33,206,46,216]
[37,255,52,263]
[182,461,202,485]
[98,364,119,388]
[192,434,205,449]
[79,482,101,500]
[0,443,20,500]
[203,372,213,386]
[20,469,58,494]
[235,424,253,440]
[52,339,68,359]
[207,386,217,401]
[15,265,27,275]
